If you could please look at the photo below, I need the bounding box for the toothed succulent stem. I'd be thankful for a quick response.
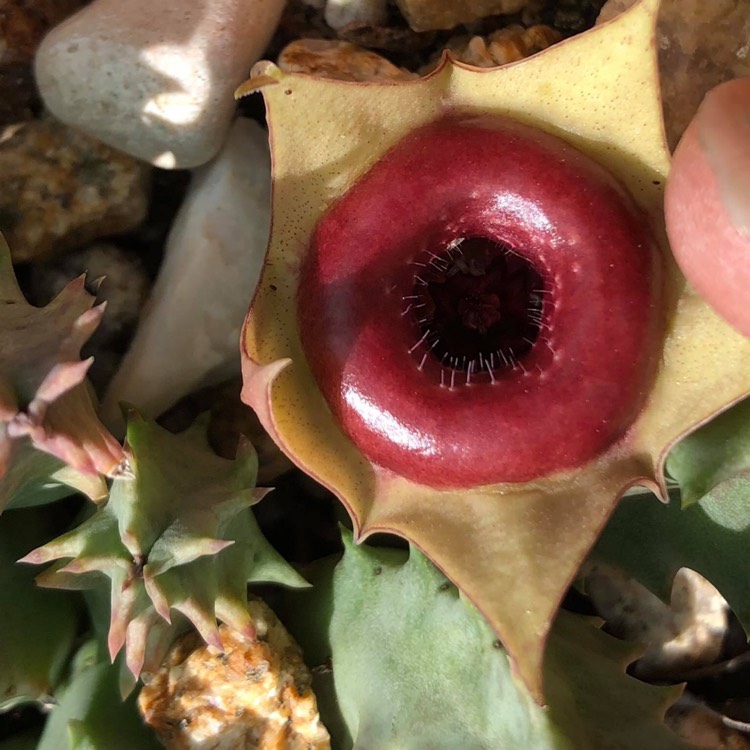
[21,410,307,686]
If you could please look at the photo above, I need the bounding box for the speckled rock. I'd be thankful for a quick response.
[324,0,388,30]
[598,0,750,150]
[101,117,271,432]
[138,598,330,750]
[394,0,529,32]
[35,0,285,168]
[30,242,151,391]
[278,39,418,81]
[0,118,149,262]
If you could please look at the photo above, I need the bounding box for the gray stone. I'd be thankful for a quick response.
[35,0,285,168]
[585,562,732,681]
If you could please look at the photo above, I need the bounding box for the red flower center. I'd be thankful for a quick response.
[408,237,547,383]
[299,116,662,488]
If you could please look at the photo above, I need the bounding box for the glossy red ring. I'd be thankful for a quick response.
[299,116,662,488]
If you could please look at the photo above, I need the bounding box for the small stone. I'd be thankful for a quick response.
[278,39,418,82]
[598,0,750,150]
[394,0,529,32]
[101,117,271,432]
[0,117,149,263]
[138,598,330,750]
[35,0,286,168]
[335,22,436,56]
[547,0,604,35]
[324,0,388,30]
[596,0,633,23]
[421,24,561,73]
[0,0,85,124]
[29,243,151,392]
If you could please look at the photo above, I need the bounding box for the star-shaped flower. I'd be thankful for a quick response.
[239,0,750,698]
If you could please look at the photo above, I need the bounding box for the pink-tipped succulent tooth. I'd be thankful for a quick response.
[300,116,663,487]
[0,234,123,509]
[20,411,307,687]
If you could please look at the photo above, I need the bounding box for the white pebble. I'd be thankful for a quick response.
[35,0,285,168]
[101,118,271,431]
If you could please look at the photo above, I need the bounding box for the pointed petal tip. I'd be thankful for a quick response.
[89,275,106,294]
[143,576,172,622]
[122,529,149,561]
[339,523,356,547]
[34,566,67,588]
[239,357,292,414]
[203,538,235,556]
[235,73,280,100]
[34,359,92,404]
[217,608,257,642]
[235,60,284,99]
[119,669,137,700]
[56,559,86,575]
[75,302,106,331]
[235,433,258,462]
[205,628,223,650]
[57,274,91,301]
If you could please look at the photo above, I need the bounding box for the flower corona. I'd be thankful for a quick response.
[298,117,663,487]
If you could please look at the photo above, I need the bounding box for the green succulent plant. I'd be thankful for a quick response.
[20,409,307,688]
[3,0,750,747]
[275,529,693,750]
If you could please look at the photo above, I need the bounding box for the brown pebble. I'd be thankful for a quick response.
[420,24,561,74]
[278,38,418,82]
[0,117,149,262]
